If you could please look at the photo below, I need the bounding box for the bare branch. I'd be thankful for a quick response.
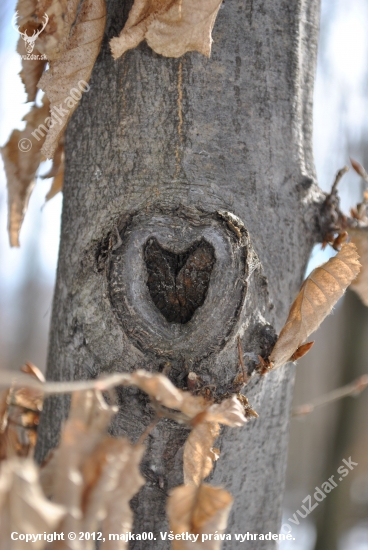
[292,374,368,417]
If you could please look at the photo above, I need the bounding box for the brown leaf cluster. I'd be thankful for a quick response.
[41,390,145,549]
[269,243,361,369]
[4,0,106,246]
[110,0,223,59]
[0,363,44,461]
[166,394,248,549]
[0,367,253,549]
[5,0,225,245]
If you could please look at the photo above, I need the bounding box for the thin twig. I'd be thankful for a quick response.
[292,374,368,417]
[237,336,248,384]
[0,371,136,394]
[137,416,160,445]
[330,165,349,195]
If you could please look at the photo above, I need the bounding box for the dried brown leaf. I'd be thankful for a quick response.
[77,437,144,549]
[110,0,222,60]
[42,137,64,201]
[100,444,145,549]
[36,0,80,61]
[167,484,232,549]
[40,390,145,549]
[1,96,50,246]
[289,341,314,362]
[130,371,205,419]
[41,391,117,545]
[45,167,64,201]
[38,0,106,158]
[201,396,248,427]
[269,243,361,369]
[14,0,80,100]
[349,227,368,306]
[0,364,44,461]
[17,39,46,102]
[184,422,220,486]
[0,458,65,549]
[14,1,44,102]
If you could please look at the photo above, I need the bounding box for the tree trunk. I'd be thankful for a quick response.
[35,0,322,547]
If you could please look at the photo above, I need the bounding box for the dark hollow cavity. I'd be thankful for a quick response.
[144,237,216,324]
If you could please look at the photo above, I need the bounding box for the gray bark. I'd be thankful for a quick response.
[35,0,322,547]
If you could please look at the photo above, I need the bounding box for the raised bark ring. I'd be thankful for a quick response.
[108,207,248,362]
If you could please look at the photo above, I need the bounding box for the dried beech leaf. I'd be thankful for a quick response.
[0,458,66,549]
[167,484,232,549]
[38,0,106,158]
[21,362,45,383]
[100,444,145,549]
[270,243,361,369]
[349,227,368,306]
[42,391,117,542]
[184,422,220,486]
[78,438,145,549]
[289,341,314,362]
[14,0,45,101]
[40,390,145,549]
[35,0,80,61]
[130,371,185,409]
[17,40,46,102]
[1,96,50,246]
[130,371,205,419]
[110,0,223,59]
[0,363,44,461]
[45,168,64,201]
[202,396,248,427]
[42,137,64,201]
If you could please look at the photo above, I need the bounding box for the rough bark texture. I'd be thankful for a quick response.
[35,0,322,547]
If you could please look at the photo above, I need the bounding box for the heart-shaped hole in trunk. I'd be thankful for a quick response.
[144,237,216,324]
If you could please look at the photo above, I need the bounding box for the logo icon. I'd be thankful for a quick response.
[12,11,48,54]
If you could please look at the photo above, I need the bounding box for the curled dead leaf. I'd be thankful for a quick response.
[167,484,232,549]
[34,0,80,62]
[1,96,50,246]
[41,137,64,201]
[202,396,248,427]
[0,363,44,461]
[110,0,223,60]
[0,458,66,549]
[184,422,220,487]
[17,41,46,103]
[269,243,361,369]
[38,0,106,158]
[349,227,368,306]
[289,341,314,362]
